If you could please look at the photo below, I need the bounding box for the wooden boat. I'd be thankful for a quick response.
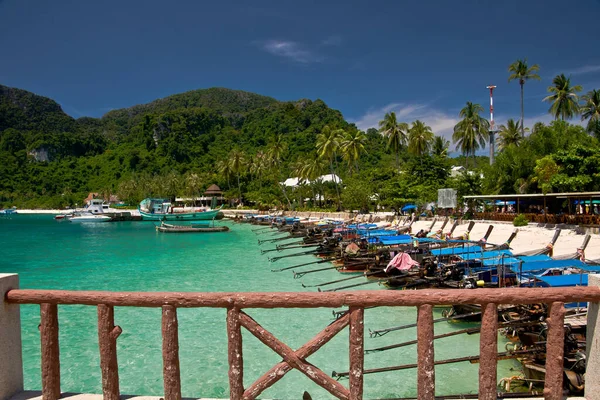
[139,198,223,221]
[156,222,229,233]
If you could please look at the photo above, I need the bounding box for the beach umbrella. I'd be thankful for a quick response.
[401,204,417,212]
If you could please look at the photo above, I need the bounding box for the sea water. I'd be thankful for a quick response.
[0,215,519,399]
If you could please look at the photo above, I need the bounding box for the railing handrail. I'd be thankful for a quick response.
[6,286,600,308]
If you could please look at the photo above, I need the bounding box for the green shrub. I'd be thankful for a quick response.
[513,214,529,227]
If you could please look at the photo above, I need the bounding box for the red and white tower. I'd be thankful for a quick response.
[486,85,497,165]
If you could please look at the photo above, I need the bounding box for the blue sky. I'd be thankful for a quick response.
[1,0,600,141]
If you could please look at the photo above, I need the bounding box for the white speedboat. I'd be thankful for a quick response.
[69,212,112,223]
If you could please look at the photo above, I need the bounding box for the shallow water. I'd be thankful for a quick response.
[0,215,519,398]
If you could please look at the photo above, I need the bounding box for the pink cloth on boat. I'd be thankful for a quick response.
[384,252,420,273]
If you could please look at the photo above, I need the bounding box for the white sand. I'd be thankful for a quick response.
[411,219,599,260]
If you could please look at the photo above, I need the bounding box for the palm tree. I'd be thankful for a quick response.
[431,136,450,157]
[543,74,582,120]
[497,119,525,151]
[508,59,541,136]
[250,150,269,188]
[184,172,203,205]
[452,102,490,168]
[229,149,245,205]
[408,120,434,159]
[302,156,326,207]
[316,125,342,209]
[581,89,600,137]
[266,134,292,209]
[216,159,232,189]
[378,112,408,170]
[340,130,367,175]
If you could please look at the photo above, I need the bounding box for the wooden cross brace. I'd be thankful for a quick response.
[240,311,351,400]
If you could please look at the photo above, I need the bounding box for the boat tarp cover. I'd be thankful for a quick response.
[536,274,588,287]
[507,259,587,272]
[376,235,436,245]
[459,250,513,261]
[431,245,483,256]
[484,254,553,267]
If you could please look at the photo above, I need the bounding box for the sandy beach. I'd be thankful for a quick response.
[410,219,599,260]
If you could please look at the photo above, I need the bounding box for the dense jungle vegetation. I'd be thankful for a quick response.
[1,59,599,211]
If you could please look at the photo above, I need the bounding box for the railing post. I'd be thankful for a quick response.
[587,274,600,400]
[349,307,364,400]
[97,304,121,400]
[162,305,182,400]
[544,302,565,400]
[0,274,23,400]
[417,304,435,400]
[478,303,498,400]
[40,303,61,400]
[227,307,244,400]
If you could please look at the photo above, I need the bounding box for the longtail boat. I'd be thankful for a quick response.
[156,222,229,233]
[139,198,223,221]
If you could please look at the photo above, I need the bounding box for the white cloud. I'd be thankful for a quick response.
[321,35,342,46]
[562,64,600,76]
[350,103,459,141]
[259,40,323,64]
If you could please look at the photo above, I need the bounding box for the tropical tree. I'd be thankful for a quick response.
[229,149,245,205]
[183,172,203,205]
[543,74,582,120]
[508,59,541,136]
[303,156,326,207]
[316,125,342,209]
[266,134,292,209]
[408,120,434,159]
[340,129,367,175]
[250,150,269,188]
[581,89,600,138]
[497,118,526,151]
[378,112,408,170]
[216,159,232,189]
[431,136,450,157]
[452,102,490,168]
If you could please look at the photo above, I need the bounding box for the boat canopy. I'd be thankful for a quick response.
[536,274,588,287]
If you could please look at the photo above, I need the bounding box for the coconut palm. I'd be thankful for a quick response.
[229,149,245,205]
[183,172,203,205]
[581,89,600,137]
[543,74,582,120]
[408,120,434,159]
[340,130,367,175]
[452,102,490,168]
[250,150,269,188]
[508,59,541,136]
[266,134,292,209]
[303,156,326,207]
[431,136,450,157]
[378,112,408,170]
[216,159,232,189]
[497,119,525,151]
[316,125,342,209]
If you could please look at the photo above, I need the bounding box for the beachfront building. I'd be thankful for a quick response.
[464,191,600,225]
[174,184,226,208]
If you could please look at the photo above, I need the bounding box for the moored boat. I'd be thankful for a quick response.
[69,212,112,223]
[156,222,229,233]
[139,198,223,221]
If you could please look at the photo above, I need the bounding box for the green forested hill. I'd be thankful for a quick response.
[0,84,356,208]
[2,83,598,211]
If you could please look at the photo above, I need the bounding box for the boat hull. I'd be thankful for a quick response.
[139,209,222,221]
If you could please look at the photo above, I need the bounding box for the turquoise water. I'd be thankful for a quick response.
[0,215,519,399]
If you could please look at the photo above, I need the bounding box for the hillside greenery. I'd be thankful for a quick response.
[1,62,600,211]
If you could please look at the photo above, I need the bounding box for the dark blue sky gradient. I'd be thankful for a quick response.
[1,0,599,138]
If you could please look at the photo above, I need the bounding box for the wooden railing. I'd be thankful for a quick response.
[6,287,600,400]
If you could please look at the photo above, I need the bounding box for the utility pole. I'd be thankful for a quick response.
[486,85,497,165]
